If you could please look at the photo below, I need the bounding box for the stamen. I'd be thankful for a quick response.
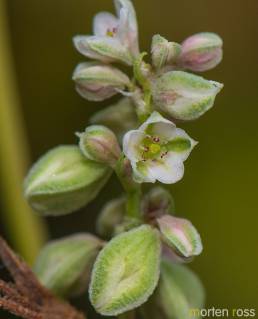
[161,151,168,159]
[106,27,117,37]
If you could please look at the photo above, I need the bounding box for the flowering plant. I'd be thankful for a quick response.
[23,0,223,317]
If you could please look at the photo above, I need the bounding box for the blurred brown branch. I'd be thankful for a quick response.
[0,236,86,319]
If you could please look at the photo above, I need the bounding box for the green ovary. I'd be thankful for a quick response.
[140,136,167,160]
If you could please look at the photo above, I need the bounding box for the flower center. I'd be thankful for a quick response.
[149,143,161,155]
[106,27,117,37]
[141,136,167,161]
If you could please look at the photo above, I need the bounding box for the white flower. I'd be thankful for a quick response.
[73,0,139,65]
[123,112,197,184]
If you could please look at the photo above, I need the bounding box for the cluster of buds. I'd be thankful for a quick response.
[21,0,224,318]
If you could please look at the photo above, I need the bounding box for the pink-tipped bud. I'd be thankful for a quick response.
[180,32,223,72]
[157,215,203,259]
[78,125,121,167]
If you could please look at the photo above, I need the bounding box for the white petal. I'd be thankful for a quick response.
[132,161,156,184]
[139,112,177,142]
[167,128,198,161]
[139,111,175,132]
[93,12,119,36]
[73,35,112,62]
[148,156,185,184]
[123,130,145,162]
[114,0,139,56]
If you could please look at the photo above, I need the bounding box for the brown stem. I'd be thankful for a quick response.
[0,236,86,319]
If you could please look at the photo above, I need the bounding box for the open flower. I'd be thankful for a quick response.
[123,112,197,184]
[73,0,139,65]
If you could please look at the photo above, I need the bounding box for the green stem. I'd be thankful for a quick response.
[126,188,142,219]
[115,155,142,219]
[0,0,48,264]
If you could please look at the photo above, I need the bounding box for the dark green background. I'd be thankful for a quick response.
[2,0,258,317]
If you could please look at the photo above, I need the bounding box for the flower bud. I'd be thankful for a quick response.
[89,225,161,316]
[157,215,203,258]
[24,145,111,216]
[34,234,103,297]
[152,70,223,120]
[143,187,175,221]
[141,259,205,319]
[90,98,138,142]
[96,196,126,238]
[151,34,181,69]
[180,32,223,72]
[78,125,121,167]
[72,62,131,101]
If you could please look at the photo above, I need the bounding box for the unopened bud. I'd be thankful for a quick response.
[143,187,175,221]
[96,196,126,238]
[152,70,223,120]
[151,34,181,69]
[141,259,205,319]
[24,145,111,216]
[157,215,203,258]
[72,62,131,101]
[180,32,223,72]
[89,225,161,316]
[34,233,102,297]
[78,125,121,167]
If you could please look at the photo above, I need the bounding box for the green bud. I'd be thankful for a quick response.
[89,225,161,316]
[78,125,121,167]
[90,98,138,142]
[143,187,175,221]
[157,215,203,258]
[34,233,102,297]
[152,70,223,120]
[24,145,111,216]
[152,34,181,69]
[96,196,126,238]
[141,259,205,319]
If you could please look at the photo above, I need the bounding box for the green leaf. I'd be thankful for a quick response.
[141,259,205,319]
[24,145,111,216]
[34,233,102,297]
[89,225,161,316]
[152,71,223,120]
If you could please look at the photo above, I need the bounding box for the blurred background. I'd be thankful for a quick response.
[0,0,258,317]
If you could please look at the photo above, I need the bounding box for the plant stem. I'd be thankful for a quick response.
[126,188,142,219]
[0,0,48,264]
[115,155,142,219]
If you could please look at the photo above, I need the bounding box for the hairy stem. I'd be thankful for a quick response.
[0,0,48,264]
